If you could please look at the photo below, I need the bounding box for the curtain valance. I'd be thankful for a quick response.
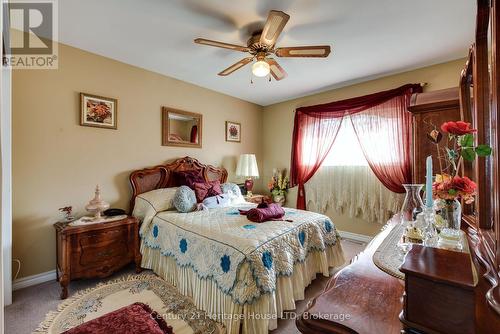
[295,83,422,117]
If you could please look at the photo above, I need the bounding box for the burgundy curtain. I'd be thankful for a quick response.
[290,84,422,210]
[350,93,414,193]
[190,125,198,143]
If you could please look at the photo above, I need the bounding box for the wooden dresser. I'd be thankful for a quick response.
[400,245,477,334]
[54,216,141,299]
[297,220,500,334]
[296,218,405,334]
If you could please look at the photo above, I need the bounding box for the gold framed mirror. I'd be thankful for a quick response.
[162,107,203,148]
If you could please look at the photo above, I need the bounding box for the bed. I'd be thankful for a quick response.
[130,157,345,334]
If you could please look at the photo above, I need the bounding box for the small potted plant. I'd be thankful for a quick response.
[59,206,74,222]
[268,169,289,205]
[429,121,491,229]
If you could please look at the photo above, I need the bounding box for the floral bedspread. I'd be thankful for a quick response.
[134,201,340,305]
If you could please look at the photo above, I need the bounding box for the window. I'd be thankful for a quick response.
[304,115,396,167]
[322,118,368,166]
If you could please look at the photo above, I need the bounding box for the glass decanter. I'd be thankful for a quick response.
[401,184,424,224]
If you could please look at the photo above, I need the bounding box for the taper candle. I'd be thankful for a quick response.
[425,156,433,208]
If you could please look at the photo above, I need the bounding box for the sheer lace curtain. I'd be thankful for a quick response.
[304,117,404,223]
[305,166,404,224]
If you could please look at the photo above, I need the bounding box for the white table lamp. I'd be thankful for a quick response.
[236,154,259,196]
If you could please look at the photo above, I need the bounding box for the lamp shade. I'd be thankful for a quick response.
[235,154,259,178]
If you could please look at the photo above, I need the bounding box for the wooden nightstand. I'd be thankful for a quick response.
[54,216,141,299]
[244,194,272,204]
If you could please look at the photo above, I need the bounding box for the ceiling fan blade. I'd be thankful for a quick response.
[266,58,287,81]
[218,57,254,76]
[194,38,250,52]
[275,45,331,58]
[260,10,290,47]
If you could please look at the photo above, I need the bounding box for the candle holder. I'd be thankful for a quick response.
[422,207,438,247]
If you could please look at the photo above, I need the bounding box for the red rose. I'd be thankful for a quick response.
[441,121,477,135]
[433,174,477,203]
[450,176,477,194]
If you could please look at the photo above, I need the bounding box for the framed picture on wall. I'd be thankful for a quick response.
[225,121,241,142]
[80,93,118,129]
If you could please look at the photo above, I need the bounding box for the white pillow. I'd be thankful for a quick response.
[136,187,178,212]
[202,194,231,209]
[133,188,178,230]
[221,183,245,204]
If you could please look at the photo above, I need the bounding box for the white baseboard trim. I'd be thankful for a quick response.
[13,269,56,291]
[338,230,373,244]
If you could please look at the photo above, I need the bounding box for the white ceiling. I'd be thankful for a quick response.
[57,0,475,106]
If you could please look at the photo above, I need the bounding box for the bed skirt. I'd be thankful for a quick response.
[140,242,345,334]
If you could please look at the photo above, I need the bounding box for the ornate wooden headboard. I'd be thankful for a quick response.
[129,156,228,212]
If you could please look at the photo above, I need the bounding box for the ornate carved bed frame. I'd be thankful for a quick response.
[129,156,228,212]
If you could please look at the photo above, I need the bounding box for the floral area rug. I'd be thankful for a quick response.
[35,274,221,334]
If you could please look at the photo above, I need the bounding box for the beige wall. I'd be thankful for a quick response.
[12,43,263,278]
[261,58,467,236]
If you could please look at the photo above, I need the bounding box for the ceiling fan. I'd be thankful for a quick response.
[194,10,331,81]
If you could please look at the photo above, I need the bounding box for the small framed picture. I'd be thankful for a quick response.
[80,93,117,129]
[225,121,241,142]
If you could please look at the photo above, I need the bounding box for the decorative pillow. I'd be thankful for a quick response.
[202,194,231,209]
[135,188,178,212]
[63,302,172,334]
[193,180,222,202]
[221,182,245,204]
[172,170,205,188]
[173,186,197,213]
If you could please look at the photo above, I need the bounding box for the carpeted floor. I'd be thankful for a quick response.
[5,239,365,334]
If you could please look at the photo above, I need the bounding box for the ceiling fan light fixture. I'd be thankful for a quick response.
[252,60,270,77]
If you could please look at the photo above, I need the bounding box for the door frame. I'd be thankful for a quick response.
[1,0,13,312]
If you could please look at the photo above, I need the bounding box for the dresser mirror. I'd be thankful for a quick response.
[460,48,476,221]
[459,0,492,231]
[162,107,202,148]
[459,0,500,316]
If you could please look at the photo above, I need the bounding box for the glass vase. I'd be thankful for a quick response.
[272,194,285,206]
[401,184,425,223]
[436,199,462,230]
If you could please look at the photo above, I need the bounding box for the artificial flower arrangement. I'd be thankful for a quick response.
[268,169,289,197]
[428,121,492,228]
